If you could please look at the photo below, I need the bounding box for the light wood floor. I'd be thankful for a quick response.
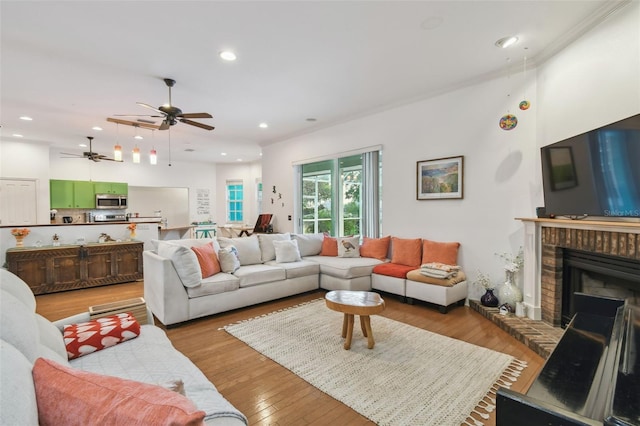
[36,282,544,426]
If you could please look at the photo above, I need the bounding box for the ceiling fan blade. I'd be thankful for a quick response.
[107,117,161,130]
[60,152,83,157]
[137,102,165,115]
[159,120,170,131]
[113,114,164,118]
[178,112,212,119]
[179,118,215,131]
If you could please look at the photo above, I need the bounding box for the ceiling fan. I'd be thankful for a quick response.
[61,136,121,162]
[111,78,215,131]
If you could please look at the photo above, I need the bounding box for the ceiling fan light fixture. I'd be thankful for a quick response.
[149,148,157,165]
[114,144,122,162]
[220,50,237,61]
[132,146,141,164]
[495,36,519,48]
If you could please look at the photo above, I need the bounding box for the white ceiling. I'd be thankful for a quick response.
[1,1,623,164]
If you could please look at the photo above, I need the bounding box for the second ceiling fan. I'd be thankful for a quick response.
[111,78,215,131]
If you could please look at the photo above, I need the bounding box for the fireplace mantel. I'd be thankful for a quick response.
[517,217,640,323]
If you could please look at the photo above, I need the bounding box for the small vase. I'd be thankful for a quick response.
[480,289,499,307]
[14,235,25,247]
[498,270,523,310]
[129,231,136,240]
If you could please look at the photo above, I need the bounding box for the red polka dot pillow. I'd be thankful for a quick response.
[64,312,140,360]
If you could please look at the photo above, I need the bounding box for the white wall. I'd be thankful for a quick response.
[215,162,262,227]
[262,2,640,298]
[537,0,640,147]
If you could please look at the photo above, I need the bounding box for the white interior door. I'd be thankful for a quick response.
[0,179,37,225]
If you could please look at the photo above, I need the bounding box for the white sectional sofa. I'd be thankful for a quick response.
[143,233,386,326]
[143,233,467,326]
[0,268,247,426]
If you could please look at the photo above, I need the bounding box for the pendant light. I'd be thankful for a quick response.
[132,146,140,163]
[149,129,157,165]
[114,124,123,161]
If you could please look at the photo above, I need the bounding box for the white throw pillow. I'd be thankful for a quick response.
[257,233,291,262]
[218,246,241,273]
[273,240,302,263]
[291,233,324,257]
[218,235,262,265]
[337,236,360,258]
[157,244,201,288]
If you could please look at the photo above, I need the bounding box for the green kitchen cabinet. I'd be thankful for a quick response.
[50,180,95,208]
[50,180,74,208]
[94,181,128,195]
[73,181,95,208]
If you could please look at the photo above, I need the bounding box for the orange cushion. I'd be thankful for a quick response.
[32,358,206,426]
[373,263,415,278]
[191,242,221,278]
[421,239,460,265]
[360,236,391,261]
[63,313,140,360]
[320,235,338,256]
[390,237,422,267]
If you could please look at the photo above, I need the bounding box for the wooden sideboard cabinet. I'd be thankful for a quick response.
[6,241,143,295]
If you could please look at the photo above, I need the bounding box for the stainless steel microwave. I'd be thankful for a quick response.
[96,194,128,209]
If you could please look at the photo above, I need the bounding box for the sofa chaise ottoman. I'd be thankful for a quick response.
[0,268,247,425]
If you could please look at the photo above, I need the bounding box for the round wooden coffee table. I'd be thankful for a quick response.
[325,290,385,350]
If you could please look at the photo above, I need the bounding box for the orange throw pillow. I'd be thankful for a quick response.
[390,237,422,267]
[32,358,206,426]
[191,242,221,278]
[320,235,338,256]
[422,239,460,265]
[360,236,391,260]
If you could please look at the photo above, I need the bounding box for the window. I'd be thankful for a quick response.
[297,149,381,237]
[226,181,244,222]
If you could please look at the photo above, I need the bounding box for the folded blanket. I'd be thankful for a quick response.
[420,262,460,272]
[421,269,456,279]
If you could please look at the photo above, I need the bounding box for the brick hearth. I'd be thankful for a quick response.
[470,300,563,359]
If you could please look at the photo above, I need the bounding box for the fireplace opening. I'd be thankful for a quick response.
[562,249,640,327]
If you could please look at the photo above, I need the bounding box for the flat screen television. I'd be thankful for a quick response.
[540,113,640,219]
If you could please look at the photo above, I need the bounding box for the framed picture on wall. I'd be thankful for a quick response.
[416,156,464,200]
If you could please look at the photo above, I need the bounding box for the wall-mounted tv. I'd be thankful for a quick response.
[541,113,640,219]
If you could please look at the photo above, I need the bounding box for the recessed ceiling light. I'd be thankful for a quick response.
[92,126,103,131]
[495,36,519,49]
[306,118,317,122]
[236,158,242,162]
[134,135,143,140]
[221,152,227,156]
[19,116,33,121]
[12,134,23,138]
[260,152,263,156]
[184,148,195,152]
[220,51,237,61]
[259,122,268,129]
[79,143,87,147]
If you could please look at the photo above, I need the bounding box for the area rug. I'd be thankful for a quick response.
[223,299,526,426]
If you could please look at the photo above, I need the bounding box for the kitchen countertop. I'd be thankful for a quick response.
[0,221,161,228]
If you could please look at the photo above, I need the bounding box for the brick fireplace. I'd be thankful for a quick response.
[519,218,640,326]
[539,226,640,326]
